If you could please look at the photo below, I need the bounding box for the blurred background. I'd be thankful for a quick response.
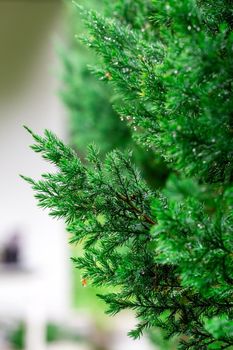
[0,1,161,349]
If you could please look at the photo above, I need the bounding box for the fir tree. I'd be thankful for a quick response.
[23,1,233,349]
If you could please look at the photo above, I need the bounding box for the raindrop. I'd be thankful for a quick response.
[122,67,130,73]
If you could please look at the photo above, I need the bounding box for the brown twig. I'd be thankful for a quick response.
[116,192,156,225]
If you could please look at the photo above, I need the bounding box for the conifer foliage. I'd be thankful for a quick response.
[23,1,233,349]
[59,0,131,157]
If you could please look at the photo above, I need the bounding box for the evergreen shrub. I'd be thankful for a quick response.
[23,1,233,349]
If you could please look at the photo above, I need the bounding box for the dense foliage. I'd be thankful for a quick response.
[23,0,233,349]
[60,0,130,157]
[60,0,167,187]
